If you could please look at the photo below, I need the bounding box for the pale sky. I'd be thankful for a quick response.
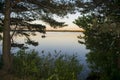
[32,12,82,30]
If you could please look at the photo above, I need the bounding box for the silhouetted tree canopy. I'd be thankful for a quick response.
[74,0,120,80]
[0,0,84,29]
[74,0,120,35]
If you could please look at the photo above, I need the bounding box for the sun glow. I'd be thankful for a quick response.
[31,12,83,31]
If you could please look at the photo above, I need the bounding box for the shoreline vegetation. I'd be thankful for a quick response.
[0,50,82,80]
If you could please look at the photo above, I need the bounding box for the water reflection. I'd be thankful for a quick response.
[79,28,120,79]
[10,32,87,55]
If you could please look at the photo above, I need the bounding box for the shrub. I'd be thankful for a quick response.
[12,50,82,80]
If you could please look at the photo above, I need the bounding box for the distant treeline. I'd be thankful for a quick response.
[46,30,84,32]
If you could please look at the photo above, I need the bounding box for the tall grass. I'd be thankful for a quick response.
[0,50,82,80]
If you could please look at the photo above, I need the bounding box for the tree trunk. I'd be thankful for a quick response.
[2,0,11,71]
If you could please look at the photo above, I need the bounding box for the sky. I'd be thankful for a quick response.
[32,12,83,30]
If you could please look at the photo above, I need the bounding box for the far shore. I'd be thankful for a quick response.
[11,30,84,32]
[46,30,84,32]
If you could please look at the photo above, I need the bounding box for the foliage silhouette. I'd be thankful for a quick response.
[74,0,120,80]
[0,50,83,80]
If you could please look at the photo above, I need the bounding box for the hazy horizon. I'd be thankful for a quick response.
[31,12,82,31]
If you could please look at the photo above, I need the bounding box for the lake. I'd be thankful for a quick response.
[0,32,90,79]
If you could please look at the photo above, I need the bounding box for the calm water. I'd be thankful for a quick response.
[0,32,90,79]
[10,32,89,55]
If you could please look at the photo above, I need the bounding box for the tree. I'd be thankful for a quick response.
[74,0,120,58]
[0,0,84,76]
[74,0,120,79]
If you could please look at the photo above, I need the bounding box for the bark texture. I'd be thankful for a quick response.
[2,0,11,71]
